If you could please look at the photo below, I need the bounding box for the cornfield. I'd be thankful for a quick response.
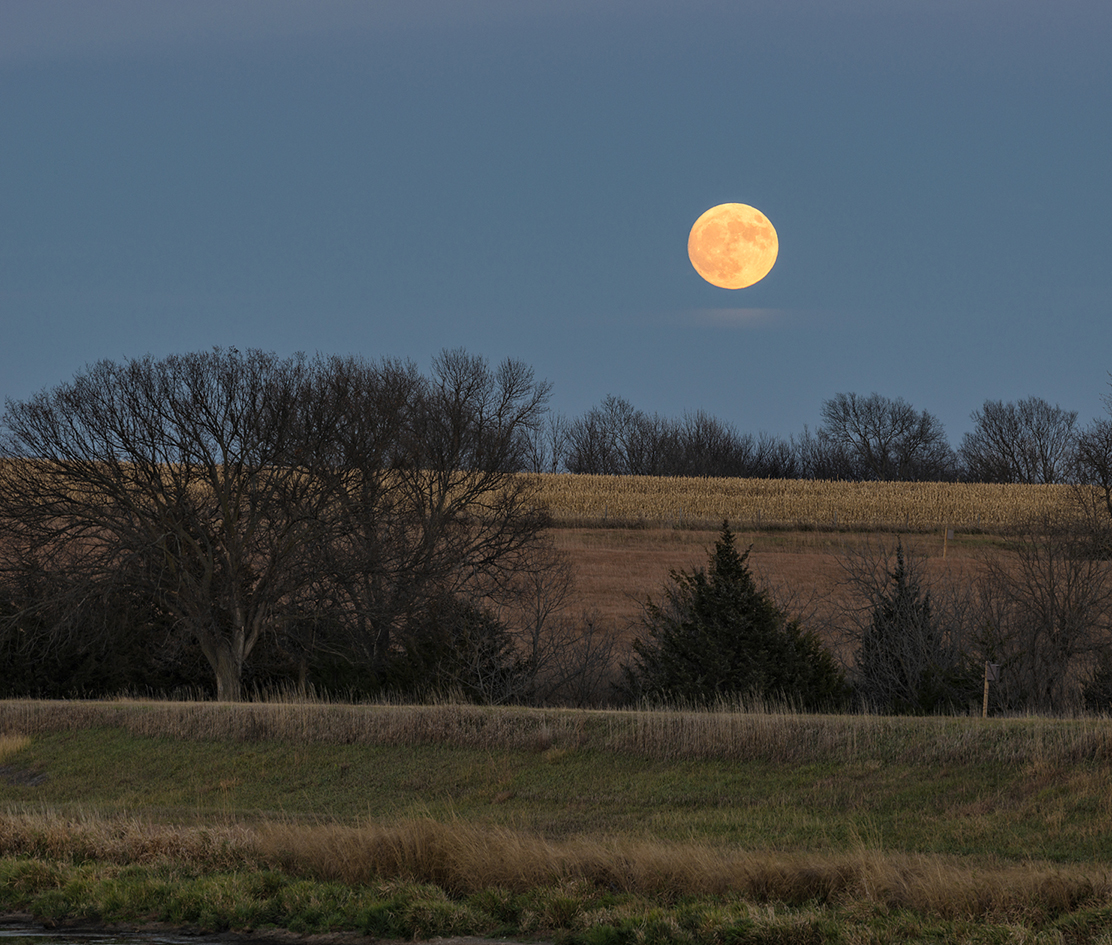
[0,460,1085,534]
[532,474,1081,532]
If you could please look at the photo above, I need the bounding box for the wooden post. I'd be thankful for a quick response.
[982,662,999,718]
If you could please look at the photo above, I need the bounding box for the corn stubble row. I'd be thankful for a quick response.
[531,473,1078,532]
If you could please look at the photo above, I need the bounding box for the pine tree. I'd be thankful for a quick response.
[623,522,845,708]
[855,543,960,713]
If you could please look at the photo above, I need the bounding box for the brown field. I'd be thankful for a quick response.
[536,474,1085,652]
[553,524,987,637]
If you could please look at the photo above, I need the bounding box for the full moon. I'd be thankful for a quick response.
[687,203,778,289]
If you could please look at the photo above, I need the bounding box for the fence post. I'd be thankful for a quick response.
[982,662,1000,718]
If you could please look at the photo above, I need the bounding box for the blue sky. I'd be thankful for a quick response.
[2,0,1110,443]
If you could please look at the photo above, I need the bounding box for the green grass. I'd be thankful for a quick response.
[6,856,1031,945]
[2,699,1112,943]
[4,726,1112,863]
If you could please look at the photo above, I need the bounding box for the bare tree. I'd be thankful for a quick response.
[819,392,957,481]
[0,350,338,701]
[751,431,800,479]
[563,397,799,480]
[1073,379,1112,549]
[625,412,681,477]
[793,426,860,480]
[673,411,752,477]
[541,611,622,706]
[960,397,1078,484]
[564,395,641,475]
[1075,417,1112,523]
[977,516,1112,713]
[493,541,621,706]
[522,412,572,474]
[308,349,554,679]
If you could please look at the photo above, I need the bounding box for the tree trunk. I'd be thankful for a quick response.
[198,629,245,702]
[213,647,243,702]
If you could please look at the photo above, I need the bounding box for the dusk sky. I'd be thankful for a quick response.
[3,0,1110,444]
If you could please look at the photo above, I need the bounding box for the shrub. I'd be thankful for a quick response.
[381,597,524,704]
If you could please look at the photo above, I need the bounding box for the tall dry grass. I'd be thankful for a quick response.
[0,808,256,870]
[605,704,1112,766]
[1,808,1107,922]
[255,817,1112,919]
[0,697,582,754]
[2,697,1111,768]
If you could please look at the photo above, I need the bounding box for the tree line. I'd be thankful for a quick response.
[2,347,1112,711]
[530,391,1093,484]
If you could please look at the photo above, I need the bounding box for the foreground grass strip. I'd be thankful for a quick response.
[2,849,1112,945]
[0,857,493,940]
[2,812,1111,927]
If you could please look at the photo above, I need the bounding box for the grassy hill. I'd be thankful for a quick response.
[2,699,1112,943]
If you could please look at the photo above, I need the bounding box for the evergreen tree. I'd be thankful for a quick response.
[623,522,845,709]
[854,543,967,713]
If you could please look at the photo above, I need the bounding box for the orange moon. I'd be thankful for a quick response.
[687,203,778,289]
